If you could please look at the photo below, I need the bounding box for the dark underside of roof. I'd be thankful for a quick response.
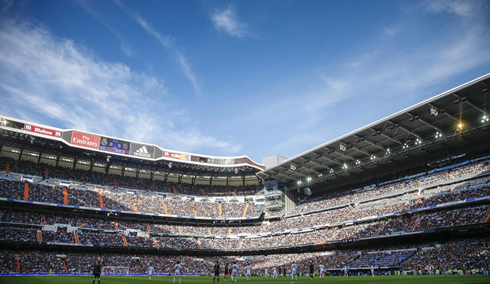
[259,75,490,193]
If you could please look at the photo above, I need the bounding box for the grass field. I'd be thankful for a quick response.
[1,276,490,284]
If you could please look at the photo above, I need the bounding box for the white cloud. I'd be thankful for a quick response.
[113,0,201,96]
[210,5,248,38]
[383,27,398,36]
[0,17,240,154]
[421,0,480,17]
[241,1,490,158]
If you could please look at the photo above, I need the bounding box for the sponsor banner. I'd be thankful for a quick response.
[21,175,34,183]
[99,137,130,155]
[71,131,100,149]
[59,181,71,187]
[23,124,62,138]
[130,143,155,159]
[163,151,191,161]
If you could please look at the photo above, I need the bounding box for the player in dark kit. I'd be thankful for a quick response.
[309,263,314,279]
[92,260,102,284]
[213,261,221,284]
[224,264,229,281]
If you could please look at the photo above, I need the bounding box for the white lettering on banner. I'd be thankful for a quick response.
[24,124,62,137]
[72,136,98,147]
[133,146,151,158]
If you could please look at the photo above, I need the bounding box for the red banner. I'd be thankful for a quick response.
[63,188,68,205]
[24,124,62,137]
[71,131,100,149]
[24,183,29,201]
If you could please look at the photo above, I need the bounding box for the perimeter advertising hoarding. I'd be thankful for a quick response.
[163,151,191,161]
[70,131,100,150]
[129,143,155,159]
[23,124,62,138]
[99,137,130,155]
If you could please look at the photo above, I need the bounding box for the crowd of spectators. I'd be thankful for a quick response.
[1,238,487,275]
[1,189,489,250]
[0,157,262,197]
[402,238,489,273]
[0,179,264,218]
[292,160,490,214]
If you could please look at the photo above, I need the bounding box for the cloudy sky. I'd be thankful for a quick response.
[1,0,489,163]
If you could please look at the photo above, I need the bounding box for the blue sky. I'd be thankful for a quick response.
[1,0,489,163]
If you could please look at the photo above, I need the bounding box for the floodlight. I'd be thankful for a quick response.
[430,106,439,116]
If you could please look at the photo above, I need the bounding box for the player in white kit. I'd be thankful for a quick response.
[148,266,154,281]
[231,262,239,282]
[245,265,251,281]
[370,266,375,277]
[173,261,183,284]
[291,262,298,280]
[343,266,349,277]
[272,267,277,279]
[264,268,268,277]
[319,264,325,279]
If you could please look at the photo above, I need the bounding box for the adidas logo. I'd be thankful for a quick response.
[133,146,151,158]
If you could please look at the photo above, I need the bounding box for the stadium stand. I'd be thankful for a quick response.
[1,75,490,277]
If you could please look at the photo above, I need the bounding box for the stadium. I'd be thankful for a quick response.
[1,72,490,284]
[1,0,490,283]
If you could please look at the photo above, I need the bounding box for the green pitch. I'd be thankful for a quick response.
[1,276,490,284]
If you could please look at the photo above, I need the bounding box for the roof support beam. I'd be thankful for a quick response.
[406,112,443,133]
[317,155,343,166]
[275,172,295,180]
[353,135,385,151]
[309,160,331,170]
[332,150,356,161]
[453,93,487,115]
[377,131,404,146]
[387,121,421,139]
[350,145,372,157]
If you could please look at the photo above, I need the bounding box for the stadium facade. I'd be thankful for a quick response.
[0,74,489,277]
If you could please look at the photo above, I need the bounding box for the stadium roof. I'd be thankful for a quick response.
[0,116,264,180]
[257,74,490,190]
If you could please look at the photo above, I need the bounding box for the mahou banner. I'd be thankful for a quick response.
[24,124,62,138]
[71,131,100,149]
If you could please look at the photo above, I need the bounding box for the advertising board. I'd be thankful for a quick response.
[71,131,100,150]
[23,124,62,138]
[129,143,155,159]
[99,137,130,155]
[163,151,190,161]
